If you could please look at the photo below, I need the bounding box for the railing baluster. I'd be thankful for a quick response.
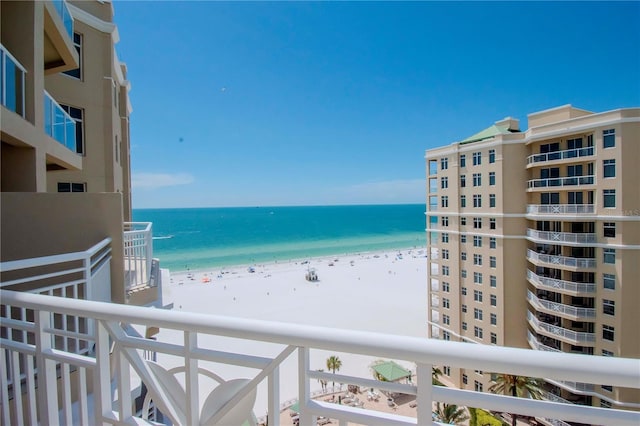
[117,350,132,422]
[268,367,280,426]
[35,309,58,424]
[416,363,432,425]
[25,354,37,426]
[184,331,200,425]
[11,351,24,425]
[93,320,112,423]
[78,366,89,426]
[61,362,73,424]
[298,347,312,426]
[0,349,10,425]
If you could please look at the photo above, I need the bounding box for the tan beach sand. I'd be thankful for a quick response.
[157,248,427,420]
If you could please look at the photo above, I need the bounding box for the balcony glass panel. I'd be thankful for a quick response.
[527,147,595,164]
[52,0,74,39]
[528,176,595,189]
[527,204,595,215]
[44,90,77,152]
[1,45,26,117]
[527,229,596,244]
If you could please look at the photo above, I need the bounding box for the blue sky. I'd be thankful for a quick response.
[114,1,640,208]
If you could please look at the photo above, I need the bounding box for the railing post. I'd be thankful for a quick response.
[117,351,132,422]
[34,310,58,425]
[184,331,200,425]
[268,368,280,426]
[94,320,113,424]
[416,363,432,425]
[297,347,312,426]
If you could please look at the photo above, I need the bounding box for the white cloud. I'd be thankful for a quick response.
[132,172,194,190]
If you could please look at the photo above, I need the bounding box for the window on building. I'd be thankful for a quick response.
[473,217,482,229]
[489,149,495,163]
[601,400,612,408]
[474,307,483,320]
[57,182,86,192]
[442,249,449,260]
[461,269,467,278]
[462,321,468,330]
[461,252,467,261]
[603,325,614,341]
[490,237,497,249]
[603,248,616,264]
[473,173,482,186]
[473,272,483,285]
[441,196,449,208]
[429,178,438,193]
[473,194,482,208]
[59,104,84,154]
[604,222,615,238]
[462,304,467,313]
[489,172,496,186]
[442,266,450,276]
[474,326,483,338]
[475,380,484,392]
[441,157,448,170]
[443,331,451,341]
[490,256,496,268]
[603,159,615,178]
[473,236,482,247]
[429,160,438,175]
[443,314,450,325]
[603,299,615,316]
[491,332,497,344]
[602,385,613,392]
[460,155,466,167]
[461,217,467,226]
[462,374,468,384]
[461,195,466,208]
[461,175,466,187]
[490,313,497,325]
[490,294,497,306]
[489,218,496,229]
[603,189,615,208]
[473,254,482,265]
[443,366,451,375]
[603,129,615,148]
[461,234,467,243]
[490,275,497,287]
[443,298,450,309]
[474,290,483,302]
[602,349,614,357]
[441,177,449,189]
[461,287,467,296]
[443,282,450,292]
[442,233,449,243]
[489,194,496,208]
[429,195,438,211]
[63,32,83,79]
[441,216,449,227]
[473,152,481,166]
[603,273,615,290]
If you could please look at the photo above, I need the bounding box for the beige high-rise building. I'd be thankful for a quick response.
[425,105,640,410]
[1,0,158,306]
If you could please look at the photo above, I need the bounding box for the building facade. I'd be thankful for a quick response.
[425,105,640,410]
[1,0,157,306]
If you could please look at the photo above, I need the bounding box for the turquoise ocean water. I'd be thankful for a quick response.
[133,204,426,272]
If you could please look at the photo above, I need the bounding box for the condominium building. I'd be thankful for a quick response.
[426,105,640,410]
[1,0,159,306]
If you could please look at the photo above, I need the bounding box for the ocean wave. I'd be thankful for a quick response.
[152,235,174,240]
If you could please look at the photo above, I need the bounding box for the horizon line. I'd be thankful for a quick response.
[132,202,426,210]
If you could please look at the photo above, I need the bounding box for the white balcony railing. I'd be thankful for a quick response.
[527,311,595,344]
[527,331,561,353]
[44,90,77,152]
[527,175,595,189]
[527,147,595,165]
[0,44,26,117]
[123,222,154,293]
[526,249,597,269]
[1,290,638,426]
[527,270,596,295]
[527,204,595,215]
[527,229,597,244]
[527,290,596,320]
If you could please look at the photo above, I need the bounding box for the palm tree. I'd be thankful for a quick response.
[316,369,328,392]
[489,374,544,426]
[326,355,342,387]
[434,402,469,425]
[432,366,444,386]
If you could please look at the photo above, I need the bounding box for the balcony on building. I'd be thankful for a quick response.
[124,222,161,306]
[43,89,76,152]
[527,310,595,346]
[43,0,78,74]
[1,286,638,426]
[526,145,595,168]
[527,290,595,321]
[527,175,595,190]
[526,249,597,270]
[526,269,596,296]
[526,204,595,216]
[527,228,596,245]
[0,44,26,118]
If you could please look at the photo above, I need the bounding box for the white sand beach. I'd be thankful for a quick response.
[157,248,427,420]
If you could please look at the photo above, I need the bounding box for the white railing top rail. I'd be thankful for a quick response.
[123,222,152,233]
[527,290,596,319]
[527,146,595,164]
[527,229,597,244]
[527,204,595,214]
[526,249,597,268]
[527,270,596,294]
[0,43,28,73]
[2,290,637,389]
[527,311,595,343]
[0,238,111,278]
[527,175,595,188]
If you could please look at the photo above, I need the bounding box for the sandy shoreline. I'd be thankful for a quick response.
[157,247,428,420]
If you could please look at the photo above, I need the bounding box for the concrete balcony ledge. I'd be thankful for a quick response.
[527,146,594,166]
[1,290,638,425]
[527,311,595,345]
[526,249,596,269]
[527,290,595,320]
[527,204,595,215]
[526,270,596,295]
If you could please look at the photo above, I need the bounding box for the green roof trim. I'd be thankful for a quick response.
[372,360,411,382]
[460,124,512,144]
